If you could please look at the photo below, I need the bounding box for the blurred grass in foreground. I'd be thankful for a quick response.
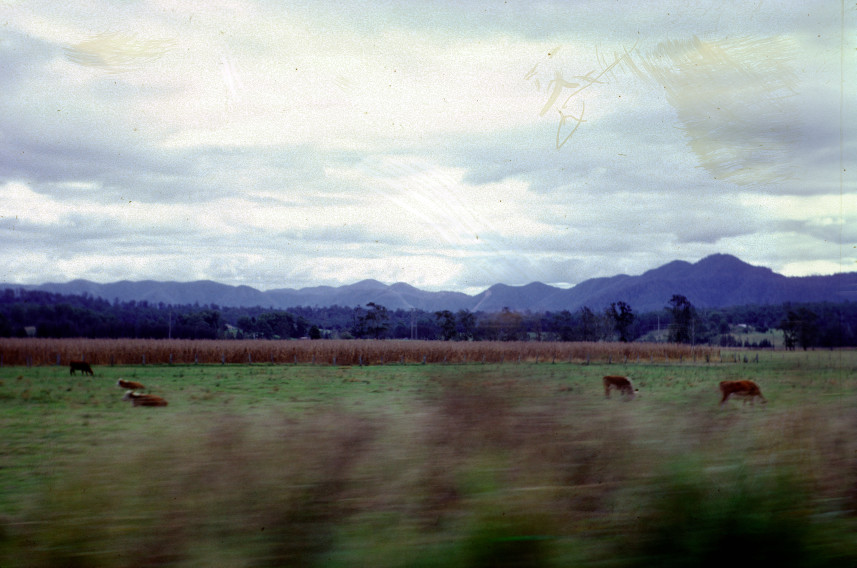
[1,356,857,566]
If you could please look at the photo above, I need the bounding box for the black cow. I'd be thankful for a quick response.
[69,361,94,376]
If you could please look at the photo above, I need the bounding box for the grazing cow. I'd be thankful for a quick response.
[122,391,168,407]
[69,361,94,376]
[603,375,637,399]
[719,380,766,406]
[117,379,145,390]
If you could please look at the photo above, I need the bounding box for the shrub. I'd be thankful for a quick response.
[625,460,857,568]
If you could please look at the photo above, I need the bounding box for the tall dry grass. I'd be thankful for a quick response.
[0,337,718,367]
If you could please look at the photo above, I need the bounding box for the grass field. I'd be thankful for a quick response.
[1,348,857,566]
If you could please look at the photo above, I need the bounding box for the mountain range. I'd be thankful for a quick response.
[3,254,856,313]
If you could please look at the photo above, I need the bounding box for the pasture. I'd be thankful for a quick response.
[1,347,857,566]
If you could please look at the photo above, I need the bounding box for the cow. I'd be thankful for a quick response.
[603,375,637,400]
[719,380,766,407]
[122,391,168,407]
[69,361,94,376]
[117,379,145,391]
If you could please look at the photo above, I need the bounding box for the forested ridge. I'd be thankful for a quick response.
[1,288,855,348]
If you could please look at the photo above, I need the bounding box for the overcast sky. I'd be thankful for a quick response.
[1,1,854,294]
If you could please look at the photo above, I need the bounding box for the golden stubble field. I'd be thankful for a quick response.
[1,341,856,567]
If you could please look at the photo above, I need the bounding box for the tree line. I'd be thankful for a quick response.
[1,288,855,348]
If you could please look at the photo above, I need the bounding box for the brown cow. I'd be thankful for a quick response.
[122,391,168,407]
[69,360,94,376]
[603,375,637,399]
[117,379,145,390]
[719,380,766,406]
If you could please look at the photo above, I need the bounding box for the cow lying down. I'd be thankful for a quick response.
[122,391,168,407]
[117,379,145,390]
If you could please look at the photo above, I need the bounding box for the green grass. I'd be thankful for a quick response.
[1,350,857,566]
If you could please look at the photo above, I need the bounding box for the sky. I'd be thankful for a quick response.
[1,1,854,295]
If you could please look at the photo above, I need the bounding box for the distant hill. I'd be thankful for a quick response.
[3,254,856,313]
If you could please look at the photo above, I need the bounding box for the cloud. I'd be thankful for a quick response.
[0,1,852,292]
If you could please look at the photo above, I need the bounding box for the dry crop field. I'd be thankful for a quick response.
[0,337,718,366]
[1,344,856,567]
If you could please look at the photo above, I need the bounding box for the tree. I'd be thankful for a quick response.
[176,309,223,339]
[667,295,695,344]
[497,307,526,341]
[477,307,526,341]
[577,306,600,342]
[780,308,818,350]
[795,308,819,350]
[434,310,457,341]
[607,301,635,342]
[0,312,12,337]
[360,302,389,339]
[237,311,299,339]
[551,310,575,341]
[456,310,476,341]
